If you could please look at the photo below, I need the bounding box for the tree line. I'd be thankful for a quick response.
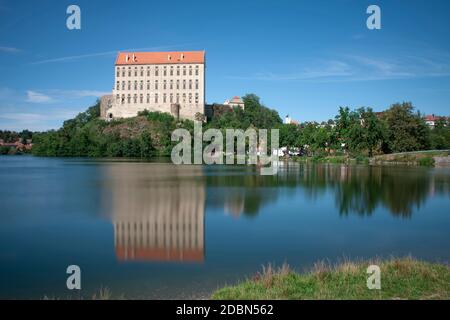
[14,94,450,158]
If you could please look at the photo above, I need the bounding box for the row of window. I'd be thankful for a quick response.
[116,79,200,91]
[116,65,200,77]
[116,93,200,104]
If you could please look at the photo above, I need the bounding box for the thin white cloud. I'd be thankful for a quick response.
[47,89,110,99]
[26,90,53,103]
[228,61,352,81]
[227,53,450,83]
[0,46,21,53]
[29,44,196,65]
[0,110,79,131]
[23,89,108,103]
[0,111,76,122]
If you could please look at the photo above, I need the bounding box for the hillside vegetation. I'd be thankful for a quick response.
[32,94,282,157]
[31,94,450,158]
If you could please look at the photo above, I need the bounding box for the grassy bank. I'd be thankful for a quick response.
[293,155,369,165]
[370,150,450,167]
[212,257,450,300]
[290,150,450,167]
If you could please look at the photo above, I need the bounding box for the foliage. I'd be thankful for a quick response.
[29,96,449,160]
[383,102,430,153]
[32,102,188,158]
[0,129,33,143]
[430,118,450,150]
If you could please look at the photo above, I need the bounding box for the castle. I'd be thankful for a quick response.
[101,51,206,121]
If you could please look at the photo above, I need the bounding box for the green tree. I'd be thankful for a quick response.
[383,102,430,153]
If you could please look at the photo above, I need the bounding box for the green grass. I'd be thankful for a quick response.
[212,257,450,300]
[371,150,449,166]
[417,157,435,167]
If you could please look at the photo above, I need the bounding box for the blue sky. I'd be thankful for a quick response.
[0,0,449,131]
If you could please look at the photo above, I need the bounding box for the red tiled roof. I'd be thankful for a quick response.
[425,115,440,121]
[116,246,204,262]
[115,51,205,65]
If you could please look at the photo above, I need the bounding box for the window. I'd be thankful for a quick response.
[195,93,199,104]
[122,67,126,77]
[121,94,125,104]
[183,66,186,76]
[170,67,173,76]
[128,67,131,77]
[134,81,138,90]
[182,93,186,103]
[176,80,180,90]
[163,67,167,76]
[140,94,143,103]
[133,94,137,103]
[170,80,173,90]
[163,80,166,90]
[189,80,192,90]
[163,93,166,103]
[122,81,125,90]
[177,66,180,76]
[155,67,159,76]
[140,67,144,77]
[116,81,120,90]
[147,67,150,77]
[170,93,173,103]
[140,80,143,90]
[116,68,120,77]
[116,94,120,101]
[188,93,192,103]
[195,79,199,90]
[155,80,158,90]
[183,80,186,90]
[127,94,131,103]
[189,66,192,76]
[147,80,150,90]
[146,94,150,103]
[134,67,138,77]
[155,94,158,103]
[195,65,199,76]
[176,93,180,103]
[128,81,131,90]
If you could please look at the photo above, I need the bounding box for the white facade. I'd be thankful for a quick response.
[106,52,206,121]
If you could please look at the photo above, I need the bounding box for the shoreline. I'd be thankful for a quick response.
[212,257,450,300]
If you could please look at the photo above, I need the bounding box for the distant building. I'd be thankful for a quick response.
[424,114,448,127]
[223,96,245,109]
[0,139,32,151]
[103,51,206,121]
[284,115,299,125]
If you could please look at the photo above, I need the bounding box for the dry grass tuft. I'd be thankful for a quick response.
[92,287,112,300]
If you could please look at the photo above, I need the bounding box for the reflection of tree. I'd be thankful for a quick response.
[204,163,450,219]
[294,165,448,218]
[205,166,299,217]
[334,167,432,217]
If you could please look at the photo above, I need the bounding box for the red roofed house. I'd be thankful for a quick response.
[424,114,447,128]
[223,96,245,110]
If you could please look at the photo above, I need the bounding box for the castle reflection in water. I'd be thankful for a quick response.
[102,163,205,263]
[101,161,450,263]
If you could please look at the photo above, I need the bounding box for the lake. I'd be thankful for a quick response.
[0,156,449,299]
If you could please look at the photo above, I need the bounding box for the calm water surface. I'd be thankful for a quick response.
[0,156,449,299]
